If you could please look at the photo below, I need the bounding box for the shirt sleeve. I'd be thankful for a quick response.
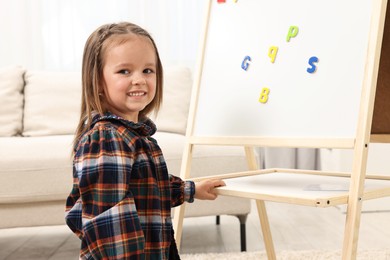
[69,128,145,259]
[169,175,195,207]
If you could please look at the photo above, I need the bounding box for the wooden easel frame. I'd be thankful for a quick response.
[173,0,390,259]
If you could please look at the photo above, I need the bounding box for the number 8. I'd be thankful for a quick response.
[258,87,270,104]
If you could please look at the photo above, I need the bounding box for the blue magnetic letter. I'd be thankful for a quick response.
[307,56,319,73]
[241,56,251,71]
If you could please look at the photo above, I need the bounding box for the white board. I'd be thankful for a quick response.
[194,0,373,138]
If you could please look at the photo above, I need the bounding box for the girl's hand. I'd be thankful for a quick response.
[194,179,226,200]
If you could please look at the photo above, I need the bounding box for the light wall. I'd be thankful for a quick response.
[0,0,206,71]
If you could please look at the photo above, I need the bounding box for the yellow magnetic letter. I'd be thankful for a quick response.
[259,87,270,104]
[268,46,278,63]
[286,26,299,42]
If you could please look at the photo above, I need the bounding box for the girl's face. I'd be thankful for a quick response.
[101,35,157,122]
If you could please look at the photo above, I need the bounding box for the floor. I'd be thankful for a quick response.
[1,200,390,259]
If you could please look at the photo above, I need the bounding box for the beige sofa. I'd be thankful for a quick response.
[0,65,251,249]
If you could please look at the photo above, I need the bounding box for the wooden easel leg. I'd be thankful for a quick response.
[256,200,276,260]
[174,143,194,251]
[244,147,258,170]
[341,196,363,259]
[341,0,389,256]
[173,204,186,250]
[244,147,276,259]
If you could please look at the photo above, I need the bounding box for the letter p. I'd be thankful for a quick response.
[286,26,299,42]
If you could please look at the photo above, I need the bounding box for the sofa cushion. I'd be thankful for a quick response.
[22,67,191,136]
[0,135,74,203]
[23,71,82,136]
[0,66,25,136]
[150,66,192,135]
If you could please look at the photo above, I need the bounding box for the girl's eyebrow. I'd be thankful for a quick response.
[113,63,132,69]
[144,62,157,67]
[113,62,156,68]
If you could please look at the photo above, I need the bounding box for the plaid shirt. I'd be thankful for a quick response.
[65,113,195,259]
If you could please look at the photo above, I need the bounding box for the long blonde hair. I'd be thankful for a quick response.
[73,22,163,150]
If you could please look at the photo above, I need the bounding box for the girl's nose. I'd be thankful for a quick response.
[132,74,146,86]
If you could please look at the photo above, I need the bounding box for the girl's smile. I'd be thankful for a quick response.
[128,91,146,97]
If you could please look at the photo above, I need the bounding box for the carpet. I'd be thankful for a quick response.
[181,249,390,260]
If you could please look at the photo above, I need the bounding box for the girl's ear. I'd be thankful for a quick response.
[98,84,105,97]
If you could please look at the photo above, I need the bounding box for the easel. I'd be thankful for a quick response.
[173,0,390,259]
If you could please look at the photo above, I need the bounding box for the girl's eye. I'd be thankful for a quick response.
[118,70,129,74]
[144,68,154,74]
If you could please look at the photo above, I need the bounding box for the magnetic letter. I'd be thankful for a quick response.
[259,87,270,104]
[307,56,319,73]
[286,26,299,42]
[268,46,278,63]
[241,56,251,71]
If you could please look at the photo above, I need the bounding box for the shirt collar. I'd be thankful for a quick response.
[91,112,157,137]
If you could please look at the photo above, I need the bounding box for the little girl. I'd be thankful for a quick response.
[65,22,225,259]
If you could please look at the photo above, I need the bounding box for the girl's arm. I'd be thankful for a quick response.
[66,128,145,259]
[170,175,195,207]
[169,175,225,207]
